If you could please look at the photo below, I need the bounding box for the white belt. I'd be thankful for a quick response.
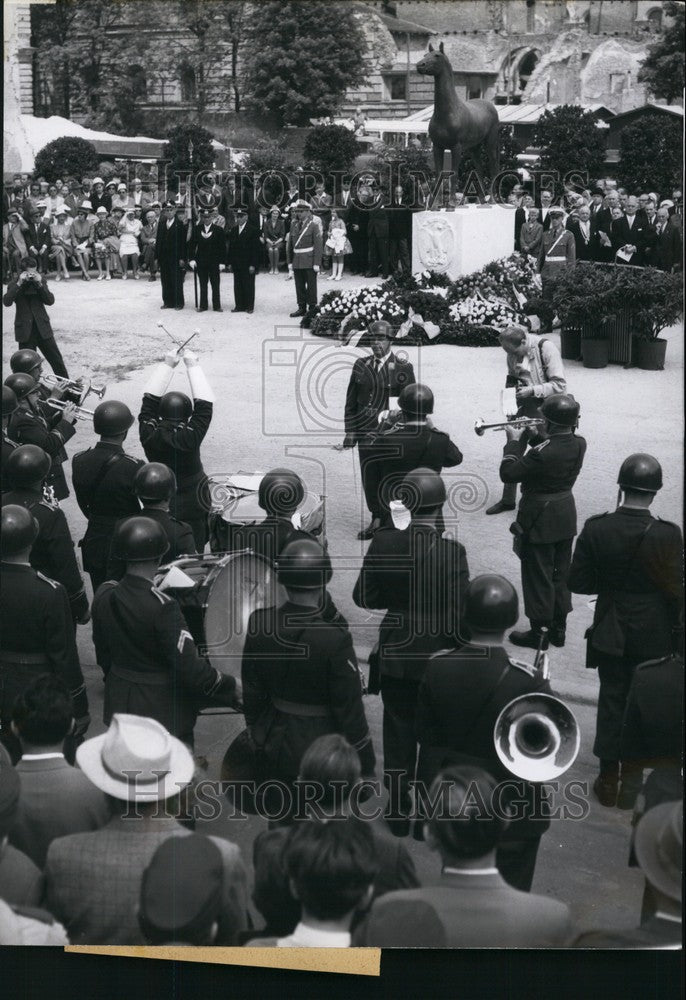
[293,247,313,253]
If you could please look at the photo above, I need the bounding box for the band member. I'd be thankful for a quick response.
[5,373,77,501]
[3,257,69,378]
[155,202,187,310]
[187,206,226,313]
[366,383,463,526]
[341,321,416,539]
[93,517,238,748]
[2,445,89,626]
[353,469,469,836]
[287,201,323,328]
[138,348,213,550]
[1,505,89,760]
[569,454,683,807]
[501,395,586,650]
[226,207,260,314]
[416,575,553,890]
[2,386,19,477]
[486,325,566,516]
[72,400,143,594]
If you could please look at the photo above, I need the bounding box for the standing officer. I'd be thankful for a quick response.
[226,207,261,314]
[92,517,238,748]
[341,321,416,539]
[106,463,196,581]
[287,201,323,329]
[537,208,575,328]
[187,205,227,313]
[2,445,89,626]
[353,469,470,836]
[0,505,89,760]
[138,348,214,551]
[72,400,142,594]
[416,575,554,890]
[2,386,19,477]
[502,395,586,650]
[569,454,683,807]
[366,383,463,526]
[155,202,187,310]
[5,373,77,501]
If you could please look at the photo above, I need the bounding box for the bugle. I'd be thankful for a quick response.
[44,398,95,422]
[474,416,543,437]
[41,374,106,405]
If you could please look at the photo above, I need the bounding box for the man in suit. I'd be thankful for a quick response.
[226,206,260,314]
[537,188,554,231]
[187,205,227,312]
[388,184,412,275]
[356,767,572,947]
[566,204,596,261]
[24,207,52,275]
[593,190,620,262]
[651,206,682,272]
[9,676,110,867]
[2,259,68,377]
[366,186,390,278]
[611,196,650,266]
[44,714,249,945]
[155,202,187,310]
[512,191,526,251]
[0,757,44,908]
[519,207,543,258]
[341,321,416,539]
[131,179,152,214]
[346,184,369,276]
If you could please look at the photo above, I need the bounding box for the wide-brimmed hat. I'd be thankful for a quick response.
[79,200,93,212]
[92,177,104,186]
[95,206,108,215]
[292,199,311,210]
[76,714,194,802]
[118,183,127,192]
[634,800,682,902]
[55,206,70,216]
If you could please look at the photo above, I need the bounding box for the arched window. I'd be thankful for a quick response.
[517,50,539,91]
[646,8,663,32]
[127,64,147,100]
[180,64,196,103]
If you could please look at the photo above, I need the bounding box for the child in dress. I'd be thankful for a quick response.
[325,209,351,281]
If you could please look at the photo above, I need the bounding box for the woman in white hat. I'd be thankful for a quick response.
[92,206,120,280]
[118,205,143,279]
[45,182,65,220]
[49,206,73,280]
[71,201,94,280]
[111,183,131,214]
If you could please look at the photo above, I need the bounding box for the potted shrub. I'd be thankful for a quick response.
[610,267,682,371]
[552,264,617,368]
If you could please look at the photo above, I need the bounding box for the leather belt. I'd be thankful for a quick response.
[110,665,169,686]
[272,697,329,717]
[524,490,572,502]
[0,652,48,665]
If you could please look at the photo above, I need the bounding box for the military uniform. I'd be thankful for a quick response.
[501,432,586,633]
[209,513,313,562]
[1,488,88,623]
[286,215,323,320]
[1,428,18,480]
[416,643,552,891]
[7,406,75,501]
[242,601,375,791]
[107,507,196,581]
[92,574,237,747]
[138,395,212,550]
[353,523,469,826]
[72,442,143,593]
[344,354,416,521]
[569,507,683,763]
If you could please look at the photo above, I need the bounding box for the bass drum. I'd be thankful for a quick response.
[153,551,278,679]
[208,485,326,553]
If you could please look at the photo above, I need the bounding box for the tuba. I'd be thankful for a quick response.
[493,693,580,781]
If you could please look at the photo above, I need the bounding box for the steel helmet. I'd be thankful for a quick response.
[6,445,51,487]
[396,467,446,513]
[277,538,332,590]
[4,373,39,402]
[10,349,42,376]
[93,400,135,436]
[2,386,18,417]
[111,516,170,562]
[540,394,580,428]
[134,463,177,502]
[617,454,663,493]
[399,383,434,418]
[158,391,193,422]
[1,504,39,556]
[464,575,519,632]
[258,468,305,515]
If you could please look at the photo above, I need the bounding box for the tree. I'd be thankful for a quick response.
[34,137,100,183]
[243,139,299,176]
[638,1,685,103]
[533,106,607,190]
[31,0,80,118]
[242,1,367,126]
[617,114,682,198]
[303,125,361,178]
[163,124,216,180]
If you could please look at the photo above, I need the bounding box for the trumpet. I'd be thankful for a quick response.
[44,398,95,422]
[41,374,106,405]
[474,417,543,436]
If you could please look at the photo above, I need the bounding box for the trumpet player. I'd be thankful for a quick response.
[486,325,566,517]
[2,256,69,379]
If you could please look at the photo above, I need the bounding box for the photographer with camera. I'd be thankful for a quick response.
[2,257,69,378]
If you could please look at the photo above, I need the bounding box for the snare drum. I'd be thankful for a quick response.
[153,551,278,677]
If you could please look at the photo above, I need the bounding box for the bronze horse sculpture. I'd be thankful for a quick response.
[416,42,499,189]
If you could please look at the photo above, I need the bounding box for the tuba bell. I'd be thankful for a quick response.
[493,693,580,782]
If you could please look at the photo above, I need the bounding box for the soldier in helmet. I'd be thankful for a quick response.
[341,320,416,539]
[5,372,77,501]
[72,400,143,594]
[501,394,586,651]
[0,505,89,760]
[569,453,683,808]
[242,538,374,813]
[353,468,470,836]
[2,385,19,477]
[2,444,89,626]
[92,516,239,747]
[366,383,463,526]
[138,347,213,551]
[416,574,554,889]
[106,463,196,580]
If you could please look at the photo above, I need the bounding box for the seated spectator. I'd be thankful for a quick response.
[25,207,52,275]
[138,834,224,945]
[0,747,44,907]
[45,184,65,220]
[70,203,94,280]
[118,206,142,279]
[356,767,572,948]
[9,675,110,868]
[245,817,378,947]
[49,207,73,280]
[92,206,120,280]
[112,183,131,214]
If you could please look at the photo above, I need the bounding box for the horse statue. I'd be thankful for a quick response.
[416,42,500,189]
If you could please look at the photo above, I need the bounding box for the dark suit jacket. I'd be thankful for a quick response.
[611,215,651,264]
[652,221,682,271]
[566,219,596,261]
[155,216,187,266]
[227,223,261,270]
[513,206,526,250]
[367,199,389,237]
[344,354,416,444]
[3,277,55,343]
[187,222,227,267]
[388,200,412,240]
[0,844,44,908]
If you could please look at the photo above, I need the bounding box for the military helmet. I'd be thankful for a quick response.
[10,349,42,376]
[464,575,519,632]
[1,504,40,556]
[277,538,332,590]
[540,394,580,428]
[396,467,446,513]
[399,383,434,418]
[93,400,135,436]
[158,391,193,422]
[2,386,18,417]
[6,445,51,487]
[111,516,170,562]
[258,468,305,515]
[4,373,39,402]
[617,453,663,493]
[134,463,177,502]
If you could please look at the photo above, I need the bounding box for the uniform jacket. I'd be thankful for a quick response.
[107,506,196,580]
[2,430,18,480]
[226,222,261,270]
[93,573,236,744]
[537,228,576,273]
[44,818,248,945]
[344,354,416,444]
[0,562,87,719]
[155,215,187,265]
[10,757,110,868]
[72,442,142,524]
[500,433,587,543]
[139,395,212,494]
[287,217,323,269]
[569,507,683,662]
[7,405,75,501]
[242,600,375,779]
[3,277,55,343]
[187,222,227,267]
[353,524,470,680]
[621,654,683,764]
[213,515,313,564]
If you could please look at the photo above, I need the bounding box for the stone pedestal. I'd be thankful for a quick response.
[412,205,516,279]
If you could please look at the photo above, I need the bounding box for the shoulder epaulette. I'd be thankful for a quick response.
[656,516,681,531]
[151,586,172,604]
[533,439,550,452]
[508,656,537,677]
[587,512,610,522]
[122,453,143,465]
[36,571,58,589]
[72,448,92,459]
